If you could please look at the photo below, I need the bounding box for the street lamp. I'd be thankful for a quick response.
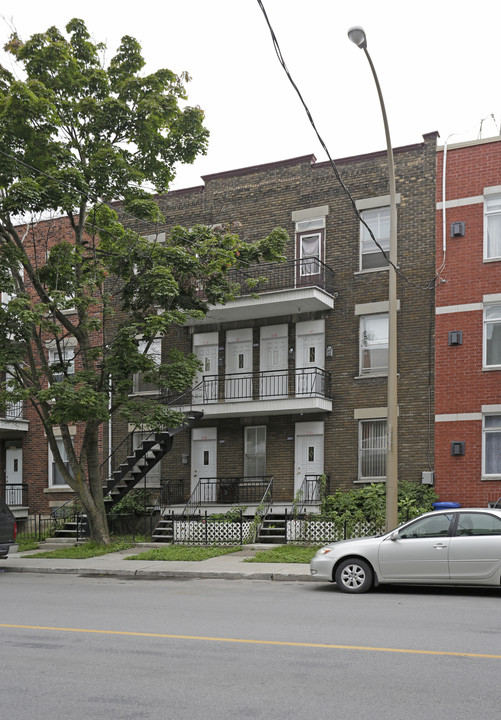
[348,26,398,531]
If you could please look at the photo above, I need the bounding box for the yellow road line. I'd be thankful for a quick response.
[1,623,500,659]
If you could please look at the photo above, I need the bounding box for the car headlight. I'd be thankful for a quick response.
[317,547,333,556]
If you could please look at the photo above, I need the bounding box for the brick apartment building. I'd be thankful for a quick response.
[1,133,438,519]
[111,132,438,511]
[435,136,501,507]
[0,216,104,519]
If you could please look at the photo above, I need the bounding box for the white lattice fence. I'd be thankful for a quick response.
[287,518,383,544]
[173,520,254,544]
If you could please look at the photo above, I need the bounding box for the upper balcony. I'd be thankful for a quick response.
[168,367,333,418]
[0,402,29,437]
[187,258,336,325]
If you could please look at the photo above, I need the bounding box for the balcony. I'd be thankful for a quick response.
[170,367,332,418]
[0,402,29,437]
[187,258,336,324]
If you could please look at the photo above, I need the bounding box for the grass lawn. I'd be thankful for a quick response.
[244,545,321,563]
[23,540,133,559]
[125,546,242,561]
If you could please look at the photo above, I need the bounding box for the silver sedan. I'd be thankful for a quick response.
[310,508,501,593]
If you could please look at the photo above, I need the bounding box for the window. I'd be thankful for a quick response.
[360,207,390,270]
[133,338,162,393]
[244,426,266,479]
[296,218,325,277]
[49,346,75,383]
[358,420,386,481]
[483,415,501,478]
[49,437,72,487]
[399,513,452,539]
[456,512,501,536]
[360,314,388,375]
[484,195,501,260]
[484,303,501,368]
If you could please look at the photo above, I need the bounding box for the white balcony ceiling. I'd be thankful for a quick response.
[185,287,335,325]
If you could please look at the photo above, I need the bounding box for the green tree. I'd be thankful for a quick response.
[0,20,288,544]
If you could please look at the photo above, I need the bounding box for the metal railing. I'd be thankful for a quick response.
[182,476,274,517]
[166,367,332,407]
[1,402,24,421]
[224,258,335,297]
[293,475,330,514]
[1,483,28,507]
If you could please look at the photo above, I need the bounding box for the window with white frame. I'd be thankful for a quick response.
[484,195,501,260]
[49,437,72,487]
[133,338,162,393]
[296,218,324,276]
[484,303,501,368]
[358,419,387,481]
[360,207,390,270]
[483,415,501,477]
[360,314,388,375]
[244,426,266,479]
[48,346,75,383]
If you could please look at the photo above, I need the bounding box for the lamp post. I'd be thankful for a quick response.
[348,26,398,531]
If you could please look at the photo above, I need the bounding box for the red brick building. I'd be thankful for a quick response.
[435,136,501,506]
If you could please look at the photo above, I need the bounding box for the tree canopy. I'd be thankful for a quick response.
[0,19,288,543]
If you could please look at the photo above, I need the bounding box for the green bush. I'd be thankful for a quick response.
[320,481,437,525]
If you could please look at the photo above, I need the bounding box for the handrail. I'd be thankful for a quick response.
[252,476,274,540]
[293,474,330,515]
[181,476,274,518]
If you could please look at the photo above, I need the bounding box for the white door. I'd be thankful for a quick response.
[260,325,288,399]
[294,421,324,496]
[226,329,252,400]
[191,428,217,500]
[193,333,218,403]
[5,447,23,505]
[296,320,325,396]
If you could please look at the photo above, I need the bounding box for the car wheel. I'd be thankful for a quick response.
[335,557,373,593]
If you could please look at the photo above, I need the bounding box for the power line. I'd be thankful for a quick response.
[256,0,440,293]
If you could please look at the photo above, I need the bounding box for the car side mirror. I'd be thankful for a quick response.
[390,531,400,541]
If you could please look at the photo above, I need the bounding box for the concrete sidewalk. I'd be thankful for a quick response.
[1,545,317,582]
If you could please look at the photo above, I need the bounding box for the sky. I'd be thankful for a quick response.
[1,0,500,192]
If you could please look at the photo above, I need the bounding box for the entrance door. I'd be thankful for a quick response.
[191,427,217,500]
[193,332,218,403]
[225,329,252,400]
[5,447,23,505]
[294,421,324,496]
[296,320,325,396]
[260,325,288,399]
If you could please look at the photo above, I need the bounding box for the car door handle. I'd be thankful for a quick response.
[433,543,448,549]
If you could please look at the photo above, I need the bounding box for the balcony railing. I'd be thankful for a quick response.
[1,402,24,421]
[225,258,335,297]
[184,476,273,516]
[1,483,28,507]
[168,367,331,407]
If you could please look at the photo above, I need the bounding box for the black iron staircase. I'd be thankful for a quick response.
[53,410,202,540]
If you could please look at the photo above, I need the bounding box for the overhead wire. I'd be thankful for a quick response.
[256,0,441,293]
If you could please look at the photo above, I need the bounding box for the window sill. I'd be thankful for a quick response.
[44,486,73,493]
[355,373,388,380]
[483,257,501,264]
[481,476,501,482]
[354,478,386,484]
[354,267,389,276]
[482,366,501,372]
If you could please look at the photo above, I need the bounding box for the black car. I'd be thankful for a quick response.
[0,497,17,557]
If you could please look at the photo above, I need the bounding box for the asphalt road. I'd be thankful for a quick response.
[1,574,501,720]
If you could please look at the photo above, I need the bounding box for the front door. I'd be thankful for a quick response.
[296,320,325,396]
[260,325,288,399]
[294,421,324,496]
[191,427,217,500]
[193,332,218,403]
[225,328,252,400]
[5,447,23,505]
